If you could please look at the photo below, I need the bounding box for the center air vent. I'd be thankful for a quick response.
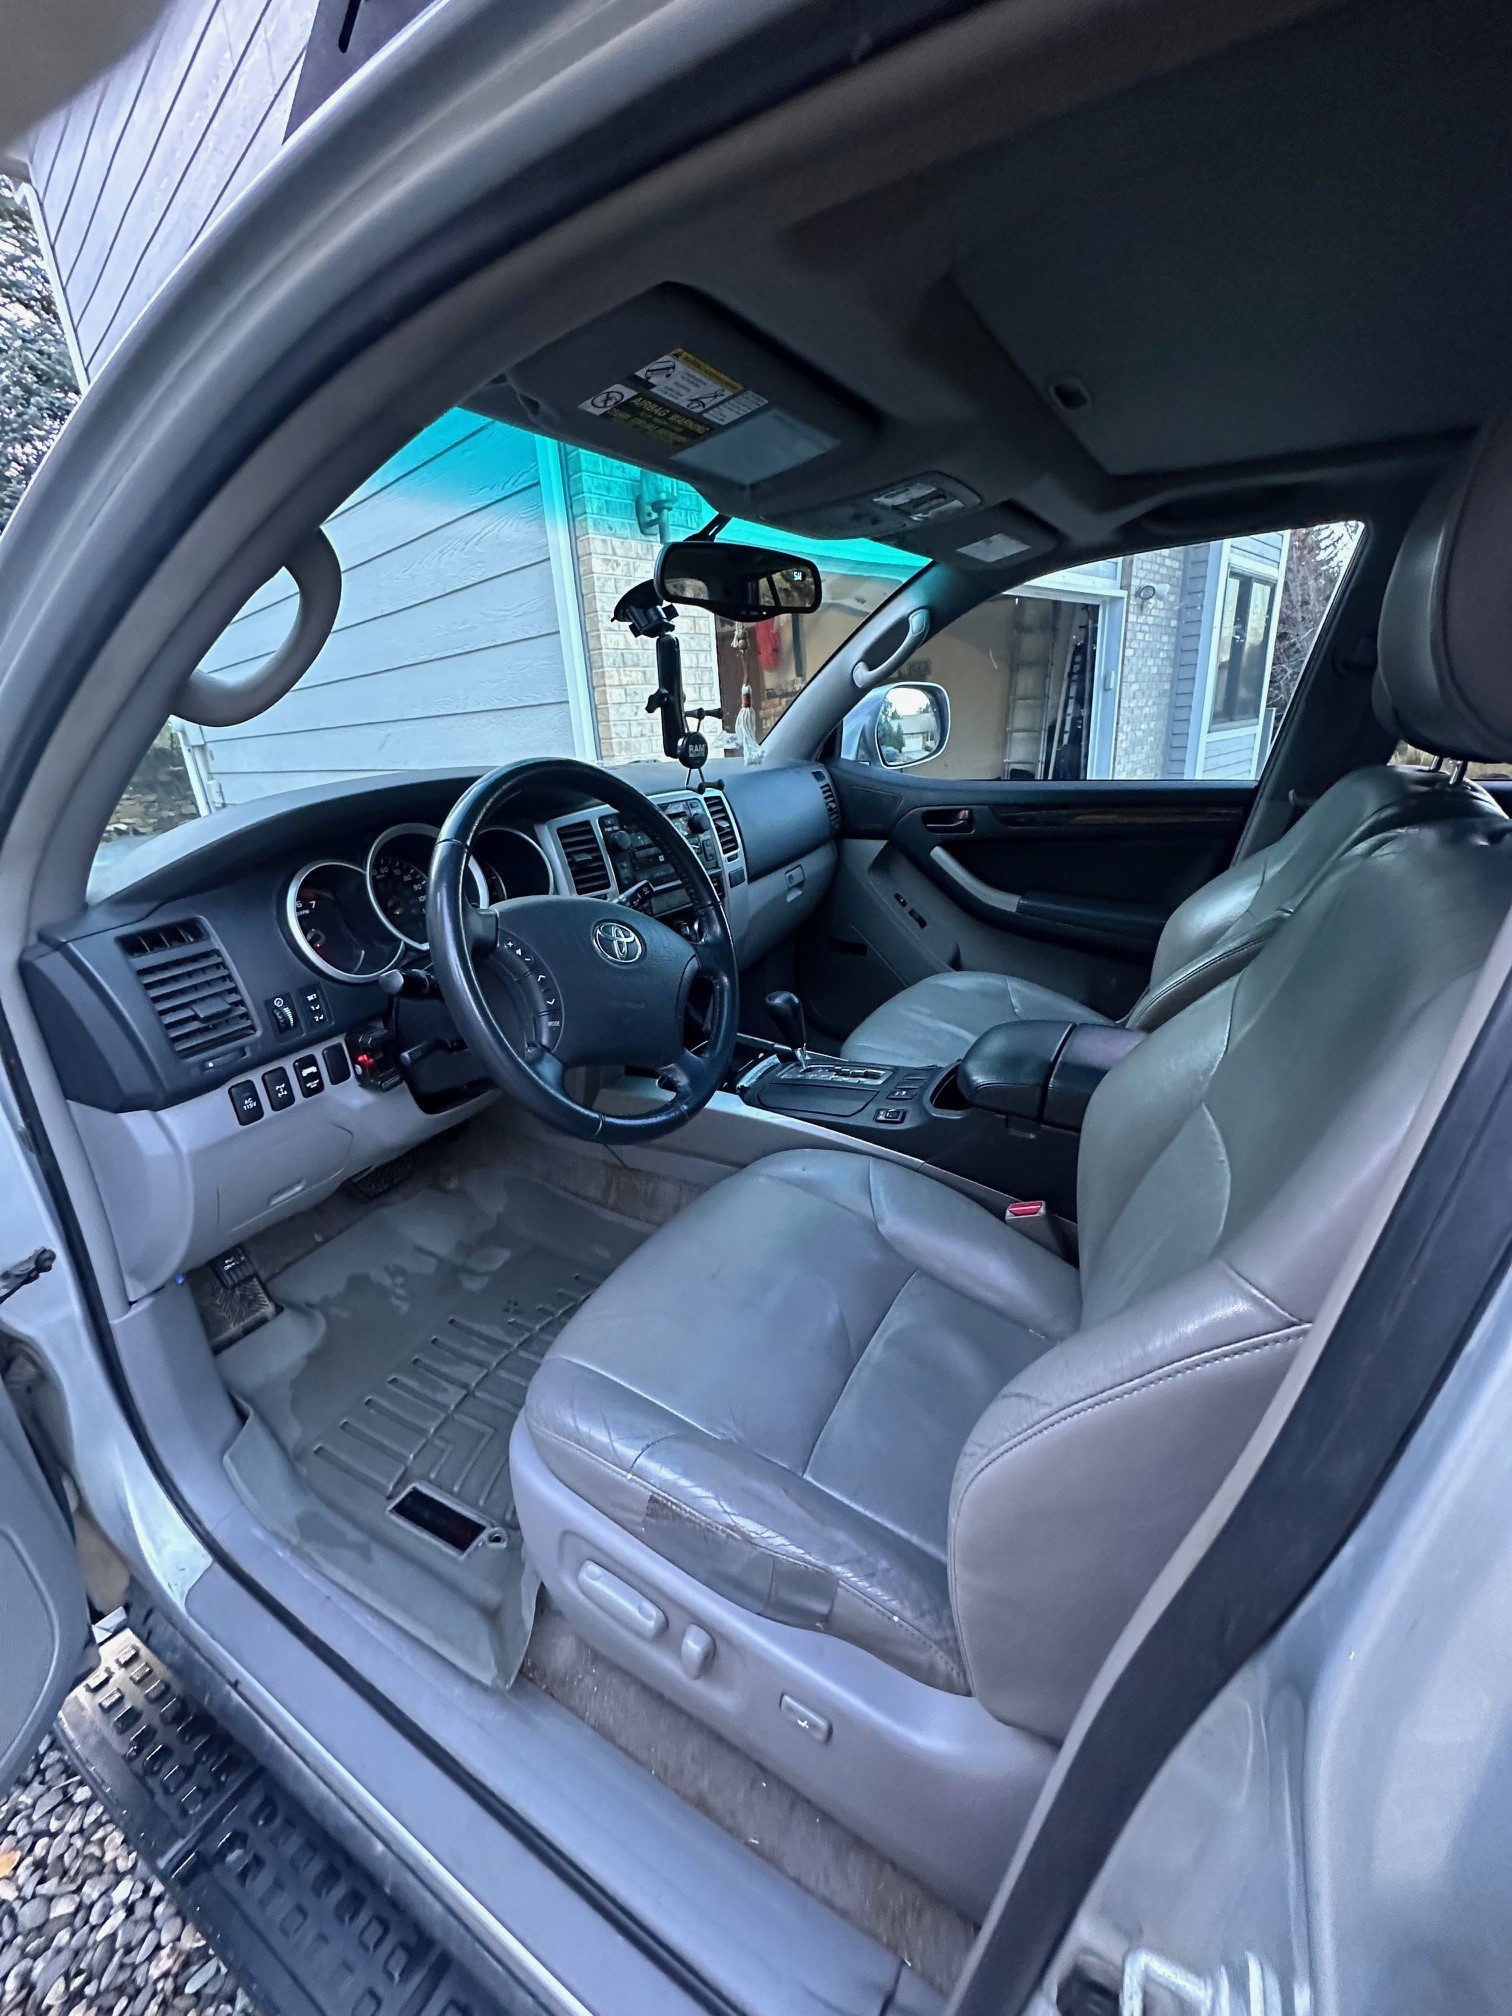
[119,918,255,1060]
[704,791,741,860]
[812,769,842,834]
[557,819,612,895]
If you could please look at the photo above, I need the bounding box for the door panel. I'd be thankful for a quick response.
[799,763,1251,1039]
[0,1379,90,1792]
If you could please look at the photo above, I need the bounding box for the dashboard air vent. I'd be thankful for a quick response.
[119,919,256,1060]
[557,819,612,896]
[812,769,842,834]
[704,791,741,860]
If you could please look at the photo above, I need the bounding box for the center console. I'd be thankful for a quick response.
[727,1013,1144,1217]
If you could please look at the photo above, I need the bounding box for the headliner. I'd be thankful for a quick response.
[473,0,1508,580]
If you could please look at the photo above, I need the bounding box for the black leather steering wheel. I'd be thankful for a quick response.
[427,759,740,1142]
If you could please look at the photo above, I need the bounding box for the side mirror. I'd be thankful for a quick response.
[654,540,822,622]
[841,682,951,769]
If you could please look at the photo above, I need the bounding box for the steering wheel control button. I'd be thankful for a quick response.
[779,1694,832,1744]
[298,985,331,1029]
[576,1560,667,1641]
[267,991,299,1036]
[261,1066,295,1111]
[679,1624,715,1680]
[321,1042,352,1086]
[293,1055,324,1098]
[228,1079,264,1126]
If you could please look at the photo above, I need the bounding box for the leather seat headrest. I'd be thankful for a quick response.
[1378,412,1512,760]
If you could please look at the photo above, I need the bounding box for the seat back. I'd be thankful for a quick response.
[1125,760,1500,1031]
[949,412,1512,1742]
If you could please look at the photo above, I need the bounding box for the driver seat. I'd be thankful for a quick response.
[512,418,1512,1912]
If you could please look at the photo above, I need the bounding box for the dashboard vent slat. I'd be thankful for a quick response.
[704,791,741,861]
[119,919,256,1060]
[557,819,612,896]
[813,769,842,834]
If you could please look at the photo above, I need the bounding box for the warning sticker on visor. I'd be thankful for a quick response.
[580,347,769,449]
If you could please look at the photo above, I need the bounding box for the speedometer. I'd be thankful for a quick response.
[365,824,489,949]
[371,852,430,943]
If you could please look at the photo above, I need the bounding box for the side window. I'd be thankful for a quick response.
[865,523,1360,784]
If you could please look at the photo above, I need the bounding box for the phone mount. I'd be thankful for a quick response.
[612,578,708,779]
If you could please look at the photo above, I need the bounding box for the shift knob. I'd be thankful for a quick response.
[764,989,809,1060]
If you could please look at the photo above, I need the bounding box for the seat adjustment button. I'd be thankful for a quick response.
[577,1560,666,1640]
[779,1693,832,1743]
[679,1625,714,1679]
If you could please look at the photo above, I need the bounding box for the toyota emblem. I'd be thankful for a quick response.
[592,917,645,964]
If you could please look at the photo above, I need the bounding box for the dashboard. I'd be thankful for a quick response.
[28,760,839,1300]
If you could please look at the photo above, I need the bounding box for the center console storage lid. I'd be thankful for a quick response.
[957,1019,1074,1119]
[958,1018,1146,1127]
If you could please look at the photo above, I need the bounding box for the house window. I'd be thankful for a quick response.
[1210,570,1278,725]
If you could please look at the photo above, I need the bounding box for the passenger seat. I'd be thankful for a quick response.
[841,748,1501,1070]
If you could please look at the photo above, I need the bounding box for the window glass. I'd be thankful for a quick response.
[872,522,1361,785]
[92,414,921,888]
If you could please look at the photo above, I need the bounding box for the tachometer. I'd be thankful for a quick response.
[365,824,489,949]
[286,861,402,982]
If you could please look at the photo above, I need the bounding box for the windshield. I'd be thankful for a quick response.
[94,411,923,880]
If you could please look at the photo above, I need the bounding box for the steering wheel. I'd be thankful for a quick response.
[427,759,740,1142]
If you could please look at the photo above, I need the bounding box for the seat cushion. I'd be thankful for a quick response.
[524,1149,1079,1692]
[841,969,1105,1069]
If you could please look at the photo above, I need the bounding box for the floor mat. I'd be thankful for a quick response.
[219,1165,647,1689]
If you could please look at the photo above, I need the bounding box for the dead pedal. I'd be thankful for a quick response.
[191,1246,276,1350]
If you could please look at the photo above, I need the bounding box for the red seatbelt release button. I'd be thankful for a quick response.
[1007,1199,1046,1219]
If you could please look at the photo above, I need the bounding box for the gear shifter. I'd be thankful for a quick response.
[764,989,811,1067]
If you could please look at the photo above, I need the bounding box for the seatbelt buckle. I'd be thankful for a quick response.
[1005,1197,1067,1258]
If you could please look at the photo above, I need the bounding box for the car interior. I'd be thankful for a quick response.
[9,0,1512,2005]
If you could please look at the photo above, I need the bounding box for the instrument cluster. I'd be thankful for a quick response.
[284,822,554,982]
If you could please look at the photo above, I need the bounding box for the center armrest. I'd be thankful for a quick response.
[957,1019,1074,1118]
[958,1019,1144,1127]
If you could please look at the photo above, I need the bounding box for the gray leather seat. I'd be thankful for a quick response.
[519,414,1512,1768]
[841,757,1497,1069]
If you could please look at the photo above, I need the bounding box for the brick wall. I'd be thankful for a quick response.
[563,448,729,762]
[1110,547,1186,778]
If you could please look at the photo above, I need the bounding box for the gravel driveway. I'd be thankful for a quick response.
[0,1734,262,2016]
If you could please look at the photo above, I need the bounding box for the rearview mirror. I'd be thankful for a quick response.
[654,541,822,622]
[841,682,951,769]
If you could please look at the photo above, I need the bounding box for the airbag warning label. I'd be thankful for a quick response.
[580,347,768,450]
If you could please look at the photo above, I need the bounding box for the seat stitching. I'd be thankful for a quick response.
[529,1419,966,1684]
[947,1326,1303,1699]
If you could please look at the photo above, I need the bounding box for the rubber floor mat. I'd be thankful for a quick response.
[219,1167,645,1688]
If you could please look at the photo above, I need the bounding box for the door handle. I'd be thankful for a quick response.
[921,807,974,834]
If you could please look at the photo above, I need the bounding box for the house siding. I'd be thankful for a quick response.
[180,412,574,804]
[23,0,318,379]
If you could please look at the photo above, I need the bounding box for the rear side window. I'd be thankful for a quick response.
[876,522,1360,784]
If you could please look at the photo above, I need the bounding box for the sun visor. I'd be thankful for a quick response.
[501,287,873,500]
